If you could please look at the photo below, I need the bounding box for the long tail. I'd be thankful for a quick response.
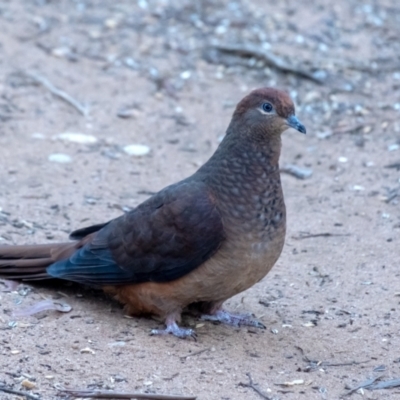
[0,242,77,280]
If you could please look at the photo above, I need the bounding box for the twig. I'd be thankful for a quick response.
[385,162,400,171]
[323,361,369,368]
[180,347,210,359]
[369,378,400,390]
[305,360,370,372]
[344,375,383,396]
[295,346,370,372]
[384,187,400,203]
[59,389,196,399]
[0,385,40,400]
[25,71,89,116]
[239,373,272,400]
[292,232,350,240]
[209,44,324,84]
[332,123,372,135]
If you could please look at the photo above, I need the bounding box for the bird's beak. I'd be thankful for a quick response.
[286,115,306,134]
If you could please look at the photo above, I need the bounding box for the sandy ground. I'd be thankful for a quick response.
[0,0,400,399]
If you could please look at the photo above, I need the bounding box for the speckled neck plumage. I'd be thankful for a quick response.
[196,129,285,238]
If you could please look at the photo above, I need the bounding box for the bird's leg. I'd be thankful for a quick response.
[150,314,197,339]
[201,304,266,329]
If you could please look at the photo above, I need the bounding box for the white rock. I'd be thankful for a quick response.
[338,157,348,163]
[48,153,72,163]
[123,144,150,156]
[56,133,97,144]
[180,70,191,80]
[31,133,46,139]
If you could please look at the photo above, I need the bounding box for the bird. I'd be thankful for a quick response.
[0,87,306,339]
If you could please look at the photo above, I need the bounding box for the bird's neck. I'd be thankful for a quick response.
[197,128,282,188]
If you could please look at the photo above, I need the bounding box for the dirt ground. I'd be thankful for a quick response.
[0,0,399,399]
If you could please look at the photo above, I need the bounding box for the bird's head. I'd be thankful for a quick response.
[231,87,306,141]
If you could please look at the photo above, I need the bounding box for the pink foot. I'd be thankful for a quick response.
[201,309,266,329]
[150,318,197,340]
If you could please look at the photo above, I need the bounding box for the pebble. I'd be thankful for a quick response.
[56,133,97,144]
[283,379,305,386]
[123,144,150,156]
[180,70,191,80]
[281,164,313,180]
[338,157,348,163]
[48,153,72,163]
[31,133,46,139]
[21,379,36,389]
[80,347,95,354]
[117,109,139,119]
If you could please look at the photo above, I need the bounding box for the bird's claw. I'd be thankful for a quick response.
[150,321,197,340]
[201,309,266,329]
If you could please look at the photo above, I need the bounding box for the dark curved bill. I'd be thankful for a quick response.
[287,115,306,134]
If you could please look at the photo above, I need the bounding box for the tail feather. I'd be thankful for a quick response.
[0,242,77,281]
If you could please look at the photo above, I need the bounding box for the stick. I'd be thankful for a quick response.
[180,347,210,359]
[59,389,196,399]
[292,232,350,240]
[239,373,272,400]
[0,385,40,400]
[344,376,383,396]
[210,44,324,84]
[25,71,89,116]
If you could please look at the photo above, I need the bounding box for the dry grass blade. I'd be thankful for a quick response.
[292,232,350,240]
[25,71,89,116]
[210,44,324,84]
[239,373,272,400]
[344,376,383,396]
[0,385,40,400]
[59,389,196,399]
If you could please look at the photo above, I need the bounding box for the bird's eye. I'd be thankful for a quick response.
[262,103,273,112]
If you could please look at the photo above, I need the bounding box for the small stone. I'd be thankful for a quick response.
[281,164,312,180]
[80,347,95,354]
[56,133,97,144]
[48,153,72,163]
[338,157,348,163]
[88,30,102,39]
[180,70,191,80]
[108,341,126,347]
[31,133,46,139]
[105,18,119,29]
[123,144,150,156]
[283,379,304,386]
[21,379,36,389]
[51,47,70,58]
[117,109,140,119]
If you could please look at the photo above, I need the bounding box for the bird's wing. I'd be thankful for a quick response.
[47,180,225,285]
